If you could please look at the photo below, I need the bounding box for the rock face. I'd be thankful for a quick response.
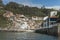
[19,22,28,29]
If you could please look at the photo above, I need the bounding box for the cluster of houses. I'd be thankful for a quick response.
[3,11,41,31]
[2,11,59,31]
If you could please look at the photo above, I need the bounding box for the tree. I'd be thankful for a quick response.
[41,5,45,9]
[5,2,21,9]
[4,2,55,17]
[0,0,4,7]
[57,11,60,18]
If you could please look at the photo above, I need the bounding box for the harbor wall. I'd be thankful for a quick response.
[58,23,60,37]
[35,26,58,36]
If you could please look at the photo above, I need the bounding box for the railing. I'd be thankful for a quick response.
[35,23,58,30]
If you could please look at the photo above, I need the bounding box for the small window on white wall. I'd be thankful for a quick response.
[50,11,57,17]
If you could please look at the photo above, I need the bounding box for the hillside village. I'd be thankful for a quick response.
[0,11,43,31]
[0,0,60,32]
[0,10,59,32]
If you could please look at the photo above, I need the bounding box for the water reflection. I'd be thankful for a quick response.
[0,32,58,40]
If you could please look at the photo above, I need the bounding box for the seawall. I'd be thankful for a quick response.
[58,23,60,37]
[35,26,58,36]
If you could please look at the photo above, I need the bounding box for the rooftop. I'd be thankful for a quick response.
[50,16,58,18]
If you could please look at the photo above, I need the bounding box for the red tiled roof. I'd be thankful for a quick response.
[50,16,58,18]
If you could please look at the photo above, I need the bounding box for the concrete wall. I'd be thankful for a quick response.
[35,26,58,36]
[58,23,60,36]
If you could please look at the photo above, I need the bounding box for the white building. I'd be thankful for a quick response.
[32,16,43,20]
[41,11,58,28]
[50,11,57,17]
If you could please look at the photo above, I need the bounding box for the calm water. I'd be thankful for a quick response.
[0,32,58,40]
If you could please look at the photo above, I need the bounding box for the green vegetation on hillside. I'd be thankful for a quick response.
[57,11,60,18]
[0,15,9,28]
[4,2,55,17]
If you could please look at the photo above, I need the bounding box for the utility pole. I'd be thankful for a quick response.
[48,12,50,28]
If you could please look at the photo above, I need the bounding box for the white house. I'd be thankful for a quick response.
[32,16,43,20]
[50,11,57,17]
[41,11,58,28]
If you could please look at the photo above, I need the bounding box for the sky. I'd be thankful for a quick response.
[2,0,60,10]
